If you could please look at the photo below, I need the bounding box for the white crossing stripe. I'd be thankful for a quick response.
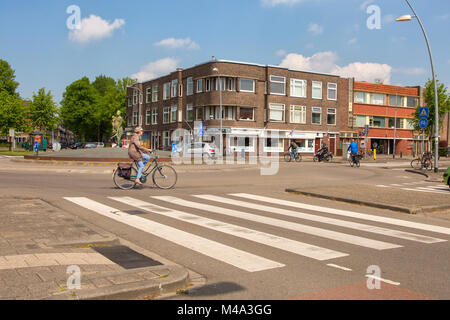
[401,188,449,195]
[231,194,450,236]
[153,196,401,250]
[326,264,352,271]
[192,195,444,244]
[366,275,400,286]
[64,197,284,272]
[110,197,348,261]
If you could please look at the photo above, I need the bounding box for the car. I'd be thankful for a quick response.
[71,142,84,149]
[60,141,69,149]
[84,142,97,149]
[444,167,450,188]
[96,142,105,148]
[183,142,217,159]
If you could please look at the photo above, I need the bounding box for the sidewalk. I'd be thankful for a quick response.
[0,197,189,300]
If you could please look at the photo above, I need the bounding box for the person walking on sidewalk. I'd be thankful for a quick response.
[128,127,152,185]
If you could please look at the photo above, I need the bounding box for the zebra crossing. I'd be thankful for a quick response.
[376,181,450,195]
[64,193,450,273]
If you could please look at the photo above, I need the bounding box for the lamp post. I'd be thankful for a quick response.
[396,0,439,172]
[212,67,223,157]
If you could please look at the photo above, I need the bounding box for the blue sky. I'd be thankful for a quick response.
[1,0,449,104]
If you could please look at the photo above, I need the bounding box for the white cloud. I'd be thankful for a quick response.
[393,67,427,75]
[279,51,392,83]
[276,49,287,57]
[308,23,324,35]
[155,37,200,50]
[261,0,303,7]
[131,58,180,83]
[69,15,125,44]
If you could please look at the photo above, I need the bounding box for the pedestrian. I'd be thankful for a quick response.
[25,141,29,151]
[128,127,152,185]
[43,137,48,152]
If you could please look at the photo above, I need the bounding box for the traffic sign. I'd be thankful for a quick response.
[419,107,429,119]
[171,143,177,153]
[33,141,40,153]
[419,118,429,129]
[198,123,204,137]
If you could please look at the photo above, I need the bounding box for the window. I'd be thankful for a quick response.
[163,107,170,124]
[269,104,285,122]
[290,79,306,98]
[327,108,336,125]
[239,108,254,121]
[171,80,178,97]
[205,78,211,92]
[226,107,236,120]
[171,106,177,123]
[372,116,386,128]
[264,138,284,152]
[355,115,366,127]
[407,97,418,108]
[240,79,255,92]
[152,84,159,102]
[205,106,215,120]
[196,107,203,120]
[312,107,322,125]
[388,118,401,129]
[290,106,306,124]
[127,97,132,107]
[152,108,158,125]
[146,88,151,103]
[327,83,337,100]
[163,83,170,100]
[297,139,315,153]
[133,91,138,105]
[133,111,138,125]
[186,104,193,122]
[270,76,286,95]
[227,78,236,91]
[312,81,322,99]
[127,116,131,126]
[146,109,151,125]
[354,92,366,103]
[187,77,194,96]
[370,93,385,105]
[216,78,226,91]
[388,95,402,106]
[163,131,170,149]
[197,79,203,93]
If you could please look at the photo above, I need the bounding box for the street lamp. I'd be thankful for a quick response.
[212,67,223,157]
[396,0,439,172]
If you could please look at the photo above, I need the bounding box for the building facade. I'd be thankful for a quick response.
[125,59,351,155]
[348,81,423,156]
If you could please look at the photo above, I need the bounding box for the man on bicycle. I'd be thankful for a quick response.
[289,140,299,160]
[347,139,358,164]
[128,127,152,185]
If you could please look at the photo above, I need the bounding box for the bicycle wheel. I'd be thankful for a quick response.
[349,158,354,167]
[295,153,302,162]
[355,158,361,168]
[410,159,421,170]
[423,159,433,171]
[153,165,178,189]
[313,156,319,162]
[284,153,292,162]
[113,167,138,190]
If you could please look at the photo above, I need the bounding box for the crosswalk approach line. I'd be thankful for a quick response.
[152,196,402,251]
[230,193,450,236]
[109,197,348,261]
[193,195,445,244]
[64,197,284,272]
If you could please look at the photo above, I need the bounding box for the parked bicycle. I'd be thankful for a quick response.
[283,150,302,162]
[113,152,177,190]
[410,152,434,171]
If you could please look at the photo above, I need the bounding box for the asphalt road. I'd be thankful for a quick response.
[1,158,449,300]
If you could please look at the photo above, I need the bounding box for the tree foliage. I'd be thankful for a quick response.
[30,88,59,132]
[0,91,30,136]
[0,59,19,97]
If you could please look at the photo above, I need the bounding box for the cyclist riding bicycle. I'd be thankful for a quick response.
[128,127,152,185]
[347,139,358,164]
[317,142,329,161]
[289,140,299,160]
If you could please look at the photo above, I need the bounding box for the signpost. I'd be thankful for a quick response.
[418,107,429,165]
[34,140,40,156]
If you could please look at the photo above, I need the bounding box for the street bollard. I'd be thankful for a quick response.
[373,149,376,161]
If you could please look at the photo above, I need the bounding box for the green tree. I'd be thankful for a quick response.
[30,88,59,132]
[409,79,450,140]
[0,59,19,96]
[0,92,30,144]
[60,77,99,141]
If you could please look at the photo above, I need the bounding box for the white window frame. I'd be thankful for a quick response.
[163,82,170,100]
[151,108,158,125]
[146,88,151,103]
[327,83,337,101]
[290,105,306,124]
[133,91,138,105]
[270,75,286,95]
[205,78,211,92]
[163,107,170,124]
[197,79,203,93]
[239,107,255,121]
[145,109,151,125]
[171,105,177,123]
[312,81,322,100]
[187,77,194,96]
[186,104,193,122]
[239,78,255,93]
[133,111,138,126]
[227,78,236,91]
[327,108,337,126]
[311,107,322,125]
[290,79,307,98]
[269,103,285,122]
[171,80,178,98]
[152,84,159,102]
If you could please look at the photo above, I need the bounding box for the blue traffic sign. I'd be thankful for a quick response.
[33,141,39,153]
[171,143,177,153]
[419,118,429,129]
[419,107,429,119]
[198,123,204,137]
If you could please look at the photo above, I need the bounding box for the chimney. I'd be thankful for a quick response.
[211,56,216,61]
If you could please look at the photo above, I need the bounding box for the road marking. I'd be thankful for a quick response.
[64,197,284,272]
[154,196,401,250]
[366,275,400,286]
[231,194,450,236]
[401,188,449,195]
[326,264,353,271]
[192,195,444,244]
[376,185,389,188]
[109,197,348,261]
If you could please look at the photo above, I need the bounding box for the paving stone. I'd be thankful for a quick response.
[89,277,114,289]
[28,281,61,296]
[107,274,142,285]
[0,285,31,299]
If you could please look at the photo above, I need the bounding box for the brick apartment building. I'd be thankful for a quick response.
[347,81,424,156]
[125,58,351,155]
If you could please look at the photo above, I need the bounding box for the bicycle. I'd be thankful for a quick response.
[348,153,361,168]
[410,152,433,171]
[113,152,178,190]
[283,150,302,162]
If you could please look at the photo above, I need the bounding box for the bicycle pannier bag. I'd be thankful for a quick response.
[117,163,132,180]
